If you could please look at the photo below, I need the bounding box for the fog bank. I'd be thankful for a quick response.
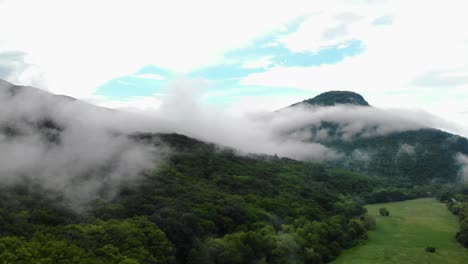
[1,78,467,207]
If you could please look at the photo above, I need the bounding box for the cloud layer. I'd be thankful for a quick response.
[0,81,170,208]
[0,0,466,133]
[1,78,468,208]
[456,153,468,183]
[116,79,463,160]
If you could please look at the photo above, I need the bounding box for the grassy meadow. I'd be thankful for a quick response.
[332,198,468,264]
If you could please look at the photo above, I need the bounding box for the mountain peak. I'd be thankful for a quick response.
[292,91,370,107]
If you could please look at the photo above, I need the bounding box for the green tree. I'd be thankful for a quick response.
[379,208,390,216]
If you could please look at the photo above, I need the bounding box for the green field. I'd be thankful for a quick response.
[332,198,468,264]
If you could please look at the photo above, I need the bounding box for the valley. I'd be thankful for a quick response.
[333,198,468,264]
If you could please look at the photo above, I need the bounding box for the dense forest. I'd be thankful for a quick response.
[281,91,468,185]
[0,133,438,264]
[1,84,467,263]
[283,117,468,185]
[437,184,468,247]
[325,129,468,184]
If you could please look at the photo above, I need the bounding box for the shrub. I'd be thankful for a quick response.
[425,246,436,253]
[379,208,390,216]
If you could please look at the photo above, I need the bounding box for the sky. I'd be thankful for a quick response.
[0,0,467,135]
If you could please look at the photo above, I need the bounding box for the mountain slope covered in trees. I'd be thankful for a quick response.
[1,132,407,263]
[286,91,468,184]
[0,81,466,263]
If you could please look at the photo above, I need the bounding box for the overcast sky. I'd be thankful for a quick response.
[0,0,467,133]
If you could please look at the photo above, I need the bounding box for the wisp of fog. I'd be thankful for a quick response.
[0,81,170,208]
[1,78,466,208]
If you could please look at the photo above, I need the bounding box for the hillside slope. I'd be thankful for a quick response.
[0,80,464,263]
[286,91,468,184]
[0,80,389,263]
[0,130,384,263]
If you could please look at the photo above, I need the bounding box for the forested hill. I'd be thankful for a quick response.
[325,128,468,184]
[101,132,387,263]
[0,131,410,264]
[0,80,464,263]
[285,91,468,184]
[0,80,406,263]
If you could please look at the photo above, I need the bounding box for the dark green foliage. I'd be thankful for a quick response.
[2,82,467,262]
[451,202,468,247]
[379,208,390,216]
[425,246,436,253]
[360,215,376,230]
[0,181,174,264]
[0,217,174,264]
[324,129,468,184]
[0,133,380,263]
[304,166,434,204]
[0,184,78,238]
[365,187,427,203]
[102,134,370,262]
[437,184,468,247]
[0,133,447,263]
[97,133,449,261]
[285,92,468,185]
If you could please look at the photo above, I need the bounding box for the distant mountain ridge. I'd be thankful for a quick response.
[2,80,467,184]
[285,91,468,184]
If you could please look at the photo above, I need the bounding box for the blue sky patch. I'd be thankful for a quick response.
[95,16,364,102]
[189,64,264,80]
[96,75,167,99]
[188,38,363,82]
[96,65,174,99]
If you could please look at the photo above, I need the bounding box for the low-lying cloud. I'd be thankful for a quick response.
[271,104,442,141]
[151,79,341,161]
[0,51,46,88]
[456,153,468,183]
[0,81,170,208]
[1,78,467,208]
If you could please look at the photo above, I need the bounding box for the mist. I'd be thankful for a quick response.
[1,78,467,208]
[457,153,468,183]
[146,79,456,158]
[151,79,342,161]
[0,80,171,208]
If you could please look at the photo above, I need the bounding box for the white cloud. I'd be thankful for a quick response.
[87,94,164,112]
[225,95,311,115]
[240,0,468,132]
[132,73,166,81]
[0,0,467,134]
[278,11,368,53]
[0,0,316,97]
[243,1,468,91]
[0,81,171,208]
[1,78,467,204]
[241,56,274,69]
